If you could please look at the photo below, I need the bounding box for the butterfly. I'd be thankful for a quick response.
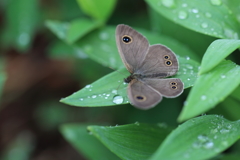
[115,24,184,109]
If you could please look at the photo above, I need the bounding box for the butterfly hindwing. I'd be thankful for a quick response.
[144,78,184,98]
[128,79,162,109]
[137,44,179,78]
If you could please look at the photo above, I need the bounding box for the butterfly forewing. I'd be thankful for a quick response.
[116,24,149,73]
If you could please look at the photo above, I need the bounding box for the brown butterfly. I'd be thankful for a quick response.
[115,24,184,109]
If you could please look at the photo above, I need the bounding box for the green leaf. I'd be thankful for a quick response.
[1,0,40,51]
[148,6,215,58]
[200,39,240,74]
[151,115,240,160]
[75,26,199,70]
[178,60,240,122]
[88,123,172,160]
[60,124,120,160]
[0,73,6,100]
[45,19,101,44]
[146,0,240,39]
[76,0,116,22]
[60,56,199,107]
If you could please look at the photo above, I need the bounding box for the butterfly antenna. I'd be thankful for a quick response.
[107,66,128,94]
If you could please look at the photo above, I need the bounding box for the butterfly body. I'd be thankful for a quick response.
[116,24,184,109]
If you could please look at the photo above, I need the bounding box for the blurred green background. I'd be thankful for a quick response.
[0,0,240,159]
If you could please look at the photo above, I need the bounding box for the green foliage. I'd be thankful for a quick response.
[1,0,240,159]
[0,0,40,52]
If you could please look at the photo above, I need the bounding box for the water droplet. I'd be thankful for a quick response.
[113,95,124,104]
[221,141,228,146]
[79,98,83,101]
[158,122,168,128]
[198,135,208,142]
[210,0,222,6]
[192,142,201,149]
[201,22,208,28]
[99,32,109,40]
[89,89,92,91]
[227,124,232,129]
[205,12,212,18]
[182,3,187,7]
[83,45,93,52]
[106,94,110,97]
[211,128,218,134]
[161,0,176,8]
[178,11,188,19]
[112,90,118,94]
[186,64,193,69]
[183,101,188,106]
[220,129,230,134]
[187,78,190,81]
[105,97,108,99]
[221,75,226,78]
[85,85,91,88]
[201,95,207,100]
[191,8,199,13]
[92,95,97,98]
[195,14,200,18]
[18,33,30,46]
[203,141,214,149]
[185,56,190,60]
[135,121,140,126]
[224,28,239,39]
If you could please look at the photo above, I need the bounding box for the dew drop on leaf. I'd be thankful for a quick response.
[99,32,110,40]
[201,22,208,28]
[210,0,222,6]
[205,12,212,18]
[113,95,124,104]
[161,0,176,8]
[191,8,199,13]
[85,84,91,88]
[201,95,207,100]
[178,11,188,19]
[112,89,118,94]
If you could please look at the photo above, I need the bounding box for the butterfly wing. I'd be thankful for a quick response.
[116,24,149,73]
[144,78,184,98]
[128,79,162,109]
[136,44,179,77]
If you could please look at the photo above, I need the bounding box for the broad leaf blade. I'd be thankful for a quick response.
[60,124,120,160]
[45,19,100,44]
[76,0,116,22]
[151,115,240,160]
[1,0,40,51]
[146,0,240,39]
[200,39,240,74]
[88,123,172,160]
[60,57,199,107]
[178,60,240,122]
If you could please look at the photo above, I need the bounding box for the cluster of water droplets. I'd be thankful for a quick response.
[157,0,239,39]
[181,115,235,158]
[77,82,128,105]
[178,56,199,85]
